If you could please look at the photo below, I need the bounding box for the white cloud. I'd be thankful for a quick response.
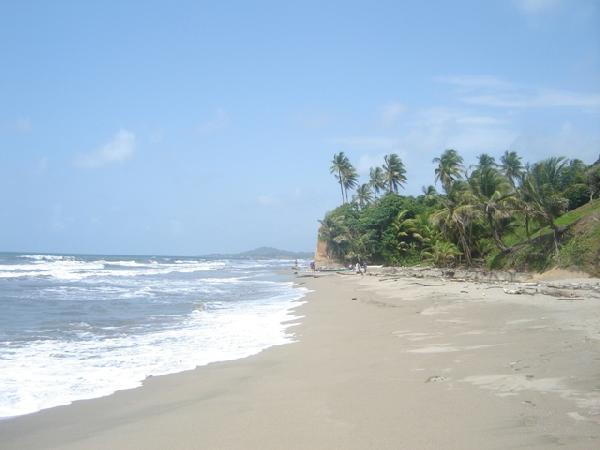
[437,74,600,110]
[381,102,407,126]
[511,121,600,162]
[331,110,513,190]
[464,89,600,109]
[197,108,229,134]
[402,107,517,157]
[514,0,563,14]
[327,74,600,195]
[332,106,516,181]
[75,130,136,168]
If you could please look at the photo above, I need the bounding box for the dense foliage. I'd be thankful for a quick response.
[320,150,600,269]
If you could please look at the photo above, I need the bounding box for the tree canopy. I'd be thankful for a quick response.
[324,149,597,269]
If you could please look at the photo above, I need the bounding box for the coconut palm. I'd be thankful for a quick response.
[433,149,464,193]
[500,150,523,190]
[587,164,600,201]
[382,153,407,194]
[469,165,513,251]
[473,153,496,170]
[369,166,387,195]
[519,157,569,253]
[392,211,439,259]
[330,152,348,204]
[421,185,439,206]
[353,183,374,209]
[422,185,437,196]
[330,152,357,204]
[318,213,351,260]
[343,164,359,201]
[430,185,481,266]
[426,240,461,267]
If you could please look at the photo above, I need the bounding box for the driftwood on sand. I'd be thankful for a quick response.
[370,266,600,301]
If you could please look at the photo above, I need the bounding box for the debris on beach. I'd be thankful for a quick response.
[425,375,448,383]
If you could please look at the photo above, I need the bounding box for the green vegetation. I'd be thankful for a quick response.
[319,150,600,275]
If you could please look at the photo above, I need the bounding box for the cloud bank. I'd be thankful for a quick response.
[75,130,136,168]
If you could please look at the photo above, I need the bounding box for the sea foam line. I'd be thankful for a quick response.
[0,284,308,418]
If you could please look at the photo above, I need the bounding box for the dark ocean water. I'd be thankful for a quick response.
[0,253,307,418]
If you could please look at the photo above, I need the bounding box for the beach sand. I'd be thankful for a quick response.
[1,272,599,449]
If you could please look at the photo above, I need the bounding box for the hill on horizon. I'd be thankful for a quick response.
[203,246,313,260]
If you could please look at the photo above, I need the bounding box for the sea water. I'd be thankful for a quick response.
[0,253,307,418]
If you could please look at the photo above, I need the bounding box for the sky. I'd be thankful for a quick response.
[1,0,599,255]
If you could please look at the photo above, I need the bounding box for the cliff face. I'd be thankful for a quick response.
[314,229,344,268]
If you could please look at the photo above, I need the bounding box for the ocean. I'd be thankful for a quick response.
[0,253,307,418]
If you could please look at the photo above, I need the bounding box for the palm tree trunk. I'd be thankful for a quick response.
[524,215,531,242]
[458,228,472,266]
[551,224,560,255]
[487,213,508,252]
[338,173,345,204]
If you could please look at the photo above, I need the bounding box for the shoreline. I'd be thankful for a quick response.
[1,272,599,449]
[0,272,308,421]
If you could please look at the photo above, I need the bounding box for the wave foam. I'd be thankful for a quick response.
[0,282,307,418]
[0,257,225,281]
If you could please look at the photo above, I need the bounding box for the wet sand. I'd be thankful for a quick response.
[1,272,599,449]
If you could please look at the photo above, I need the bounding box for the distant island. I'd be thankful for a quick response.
[202,246,313,260]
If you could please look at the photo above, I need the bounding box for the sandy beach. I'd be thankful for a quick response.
[1,271,599,449]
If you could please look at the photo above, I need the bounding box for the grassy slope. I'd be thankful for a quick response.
[490,199,600,276]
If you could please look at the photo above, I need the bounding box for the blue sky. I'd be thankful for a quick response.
[1,0,599,255]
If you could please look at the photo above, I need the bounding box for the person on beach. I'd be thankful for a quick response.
[355,262,363,275]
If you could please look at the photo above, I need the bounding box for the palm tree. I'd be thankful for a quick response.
[343,164,359,201]
[421,185,438,206]
[353,183,374,209]
[433,149,464,193]
[519,157,569,253]
[473,153,496,170]
[392,211,439,259]
[469,165,513,251]
[330,152,357,204]
[318,213,351,260]
[587,164,600,201]
[382,153,407,194]
[369,167,386,195]
[430,184,481,266]
[330,152,348,204]
[500,150,523,189]
[426,240,461,267]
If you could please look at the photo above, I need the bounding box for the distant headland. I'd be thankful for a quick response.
[202,247,313,260]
